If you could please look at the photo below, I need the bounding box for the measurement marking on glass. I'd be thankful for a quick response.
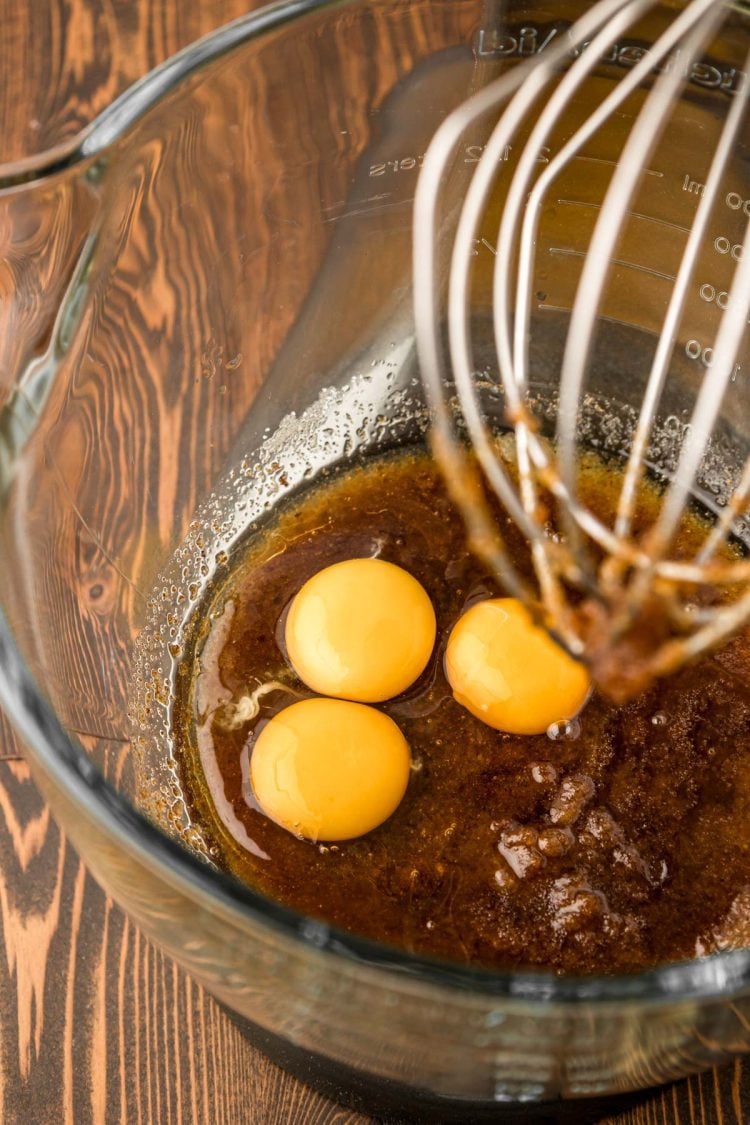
[572,155,664,178]
[548,246,676,282]
[557,198,691,235]
[322,196,413,224]
[537,303,662,336]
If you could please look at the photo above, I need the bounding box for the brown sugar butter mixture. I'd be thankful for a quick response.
[173,449,750,974]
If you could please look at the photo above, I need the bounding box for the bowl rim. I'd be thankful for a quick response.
[2,0,750,1008]
[0,0,343,192]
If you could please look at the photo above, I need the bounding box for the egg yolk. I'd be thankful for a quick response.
[284,558,436,702]
[445,598,591,735]
[250,698,411,841]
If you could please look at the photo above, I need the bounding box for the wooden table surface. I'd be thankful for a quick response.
[0,1,748,1122]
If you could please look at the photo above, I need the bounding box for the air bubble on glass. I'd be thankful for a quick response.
[651,711,669,727]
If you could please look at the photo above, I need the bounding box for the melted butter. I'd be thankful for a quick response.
[172,447,750,973]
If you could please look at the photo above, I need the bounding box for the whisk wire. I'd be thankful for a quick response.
[614,58,750,543]
[654,211,750,548]
[555,0,722,519]
[448,0,656,635]
[510,0,655,392]
[698,457,750,565]
[493,0,655,591]
[414,74,532,599]
[415,0,641,623]
[414,0,750,691]
[504,0,703,583]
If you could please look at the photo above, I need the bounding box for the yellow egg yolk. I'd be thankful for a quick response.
[445,598,591,735]
[284,558,436,702]
[250,698,411,841]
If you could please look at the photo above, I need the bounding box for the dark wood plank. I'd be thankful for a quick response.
[0,1,748,1123]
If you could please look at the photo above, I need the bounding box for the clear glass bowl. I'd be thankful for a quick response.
[1,0,749,1115]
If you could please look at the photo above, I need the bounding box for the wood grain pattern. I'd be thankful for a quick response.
[0,715,370,1124]
[0,1,749,1122]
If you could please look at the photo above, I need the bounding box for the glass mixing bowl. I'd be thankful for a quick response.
[1,0,749,1116]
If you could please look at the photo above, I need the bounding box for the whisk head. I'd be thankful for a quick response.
[414,0,750,700]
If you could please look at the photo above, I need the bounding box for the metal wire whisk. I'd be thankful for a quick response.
[414,0,750,700]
